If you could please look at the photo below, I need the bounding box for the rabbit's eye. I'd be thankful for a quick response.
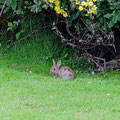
[54,68,56,70]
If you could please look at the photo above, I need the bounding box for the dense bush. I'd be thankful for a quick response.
[0,0,119,40]
[0,0,97,38]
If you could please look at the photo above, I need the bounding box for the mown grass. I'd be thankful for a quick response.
[0,32,120,120]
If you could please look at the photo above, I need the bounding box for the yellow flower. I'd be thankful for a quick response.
[81,1,85,6]
[89,1,93,6]
[93,0,97,2]
[92,5,97,10]
[79,6,84,11]
[43,5,47,8]
[55,0,60,6]
[56,9,61,14]
[63,12,68,17]
[54,6,61,14]
[49,0,54,3]
[85,13,89,16]
[54,6,60,10]
[24,6,26,9]
[76,0,80,5]
[93,10,97,14]
[86,0,90,2]
[84,2,89,7]
[88,82,91,84]
[60,9,65,14]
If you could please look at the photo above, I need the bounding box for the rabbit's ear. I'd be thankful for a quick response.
[53,59,56,65]
[57,60,61,67]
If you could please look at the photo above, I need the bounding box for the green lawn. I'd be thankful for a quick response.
[0,36,120,120]
[0,60,120,120]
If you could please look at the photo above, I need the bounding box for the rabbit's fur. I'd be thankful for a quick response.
[50,60,76,79]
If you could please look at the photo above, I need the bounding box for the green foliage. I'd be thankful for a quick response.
[96,0,120,28]
[0,0,119,43]
[7,22,14,31]
[16,30,24,40]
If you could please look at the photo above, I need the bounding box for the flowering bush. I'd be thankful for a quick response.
[31,0,97,17]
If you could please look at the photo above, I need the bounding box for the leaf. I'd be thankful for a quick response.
[104,14,112,19]
[7,0,12,6]
[3,7,9,13]
[108,0,112,3]
[8,22,13,27]
[11,0,17,10]
[8,22,14,31]
[99,17,103,24]
[110,5,116,10]
[63,53,68,58]
[75,24,79,32]
[109,20,115,28]
[34,0,38,4]
[116,14,120,21]
[85,19,91,25]
[18,2,22,10]
[116,5,120,9]
[16,32,21,40]
[0,5,3,8]
[115,24,119,28]
[16,30,24,40]
[70,11,80,22]
[112,15,118,23]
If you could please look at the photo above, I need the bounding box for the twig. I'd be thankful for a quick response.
[96,26,108,38]
[7,25,51,48]
[0,0,8,17]
[53,24,68,42]
[81,29,88,40]
[107,22,116,52]
[65,18,78,40]
[7,31,35,48]
[83,52,106,71]
[79,17,91,31]
[67,42,78,48]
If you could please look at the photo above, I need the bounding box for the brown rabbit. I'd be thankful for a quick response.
[50,60,76,79]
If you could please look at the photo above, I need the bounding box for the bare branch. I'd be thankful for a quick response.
[0,0,8,17]
[65,18,78,40]
[83,52,106,71]
[67,42,79,48]
[7,31,35,48]
[53,24,68,42]
[79,17,91,31]
[7,25,51,48]
[107,22,116,52]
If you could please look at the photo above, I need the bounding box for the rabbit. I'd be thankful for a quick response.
[50,60,76,79]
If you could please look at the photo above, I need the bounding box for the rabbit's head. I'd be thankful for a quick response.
[50,60,61,78]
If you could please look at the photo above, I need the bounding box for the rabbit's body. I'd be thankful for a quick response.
[59,66,75,79]
[50,60,76,79]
